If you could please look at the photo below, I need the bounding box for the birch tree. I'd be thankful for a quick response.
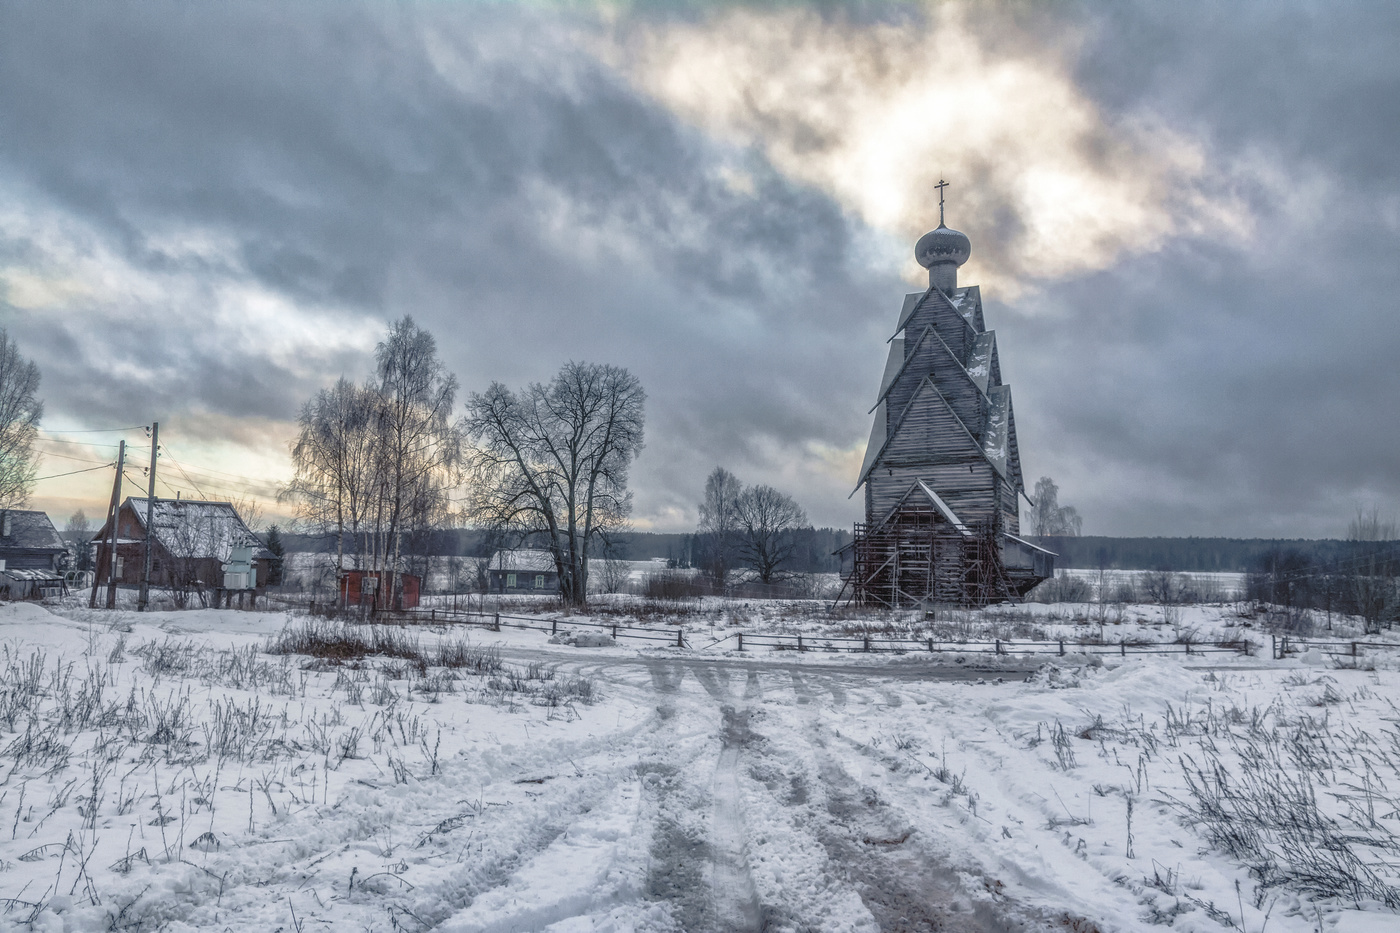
[1028,476,1082,536]
[282,377,379,592]
[465,361,645,607]
[373,317,463,608]
[0,328,42,508]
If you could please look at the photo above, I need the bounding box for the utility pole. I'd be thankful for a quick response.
[90,440,126,609]
[139,423,159,611]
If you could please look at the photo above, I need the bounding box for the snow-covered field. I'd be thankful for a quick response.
[1,600,1398,932]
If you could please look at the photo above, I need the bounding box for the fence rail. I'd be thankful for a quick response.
[261,597,1400,661]
[1268,635,1400,660]
[703,632,1247,658]
[289,601,1264,659]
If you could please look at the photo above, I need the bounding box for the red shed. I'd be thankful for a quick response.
[337,569,421,610]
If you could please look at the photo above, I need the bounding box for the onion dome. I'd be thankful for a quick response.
[914,222,971,293]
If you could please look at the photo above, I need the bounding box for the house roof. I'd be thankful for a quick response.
[110,498,271,561]
[0,510,65,552]
[1,568,65,582]
[490,549,557,573]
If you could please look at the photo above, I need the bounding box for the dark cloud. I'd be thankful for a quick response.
[997,0,1400,535]
[2,0,1397,536]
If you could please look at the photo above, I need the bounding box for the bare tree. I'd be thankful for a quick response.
[465,361,645,607]
[597,536,632,595]
[282,377,380,597]
[164,506,212,609]
[1346,507,1398,635]
[697,466,741,589]
[733,483,808,584]
[65,509,92,573]
[0,328,42,508]
[1028,476,1082,536]
[373,317,463,608]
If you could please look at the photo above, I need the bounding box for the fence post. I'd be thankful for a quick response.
[1059,639,1065,657]
[927,637,934,653]
[737,633,744,652]
[431,608,435,622]
[493,612,500,632]
[1352,641,1358,658]
[995,639,1001,655]
[677,628,684,648]
[1184,642,1190,656]
[552,618,558,636]
[1120,641,1126,658]
[612,624,618,640]
[1272,635,1277,660]
[863,636,870,653]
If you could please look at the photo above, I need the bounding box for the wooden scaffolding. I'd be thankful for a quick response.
[836,500,1016,609]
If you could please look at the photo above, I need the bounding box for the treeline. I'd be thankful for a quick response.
[1029,535,1366,572]
[283,527,854,574]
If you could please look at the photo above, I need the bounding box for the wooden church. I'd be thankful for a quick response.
[838,191,1054,607]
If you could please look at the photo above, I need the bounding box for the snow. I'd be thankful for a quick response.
[1,599,1398,931]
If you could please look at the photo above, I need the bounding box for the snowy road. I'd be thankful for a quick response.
[412,647,1049,932]
[12,604,1392,932]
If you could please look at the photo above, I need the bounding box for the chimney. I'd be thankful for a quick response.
[1,511,10,538]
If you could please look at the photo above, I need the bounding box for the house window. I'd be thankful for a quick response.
[535,575,545,589]
[507,573,516,588]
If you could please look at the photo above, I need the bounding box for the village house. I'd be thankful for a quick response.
[488,549,559,595]
[91,497,272,593]
[0,509,68,598]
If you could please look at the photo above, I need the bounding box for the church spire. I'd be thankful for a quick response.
[914,179,970,294]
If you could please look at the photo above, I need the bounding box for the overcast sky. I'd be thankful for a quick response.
[3,0,1398,538]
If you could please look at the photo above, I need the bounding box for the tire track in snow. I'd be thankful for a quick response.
[711,704,764,932]
[788,671,1032,931]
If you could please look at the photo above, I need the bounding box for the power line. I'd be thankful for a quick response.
[35,437,122,450]
[37,450,112,465]
[32,464,115,483]
[158,448,207,499]
[38,425,147,435]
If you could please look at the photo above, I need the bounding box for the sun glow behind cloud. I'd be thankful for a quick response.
[607,3,1249,296]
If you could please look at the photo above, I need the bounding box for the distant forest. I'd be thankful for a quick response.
[1026,536,1369,572]
[282,530,1383,575]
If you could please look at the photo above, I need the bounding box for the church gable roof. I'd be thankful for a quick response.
[876,338,904,399]
[967,332,996,395]
[856,399,888,489]
[870,478,974,535]
[1002,387,1026,496]
[869,325,988,444]
[950,286,985,331]
[890,284,978,349]
[893,291,927,335]
[983,386,1011,480]
[856,376,987,491]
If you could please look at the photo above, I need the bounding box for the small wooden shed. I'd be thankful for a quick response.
[337,569,421,611]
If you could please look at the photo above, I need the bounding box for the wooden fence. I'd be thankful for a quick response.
[260,595,1400,662]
